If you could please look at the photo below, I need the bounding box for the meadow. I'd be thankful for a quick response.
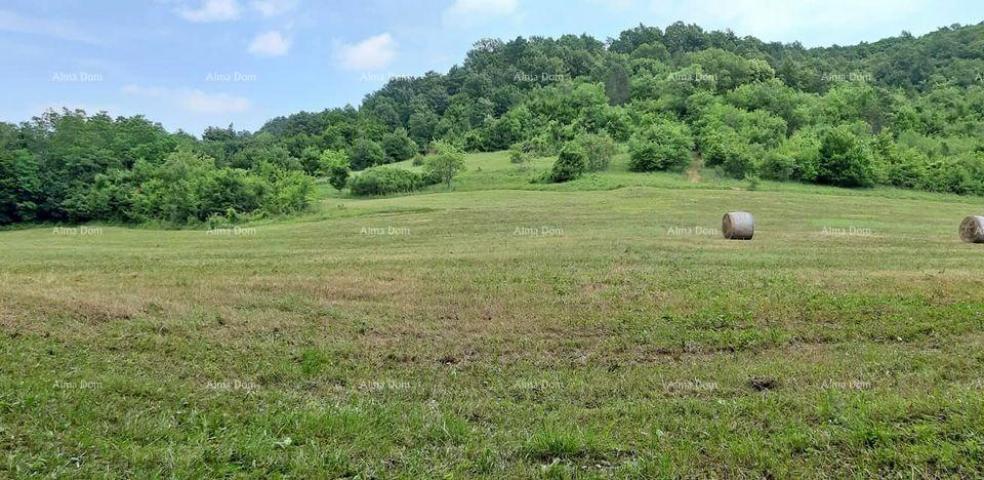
[2,151,984,478]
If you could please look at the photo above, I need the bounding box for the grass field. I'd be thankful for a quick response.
[3,152,984,478]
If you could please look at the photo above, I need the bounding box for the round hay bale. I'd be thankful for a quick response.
[959,216,984,243]
[722,211,755,240]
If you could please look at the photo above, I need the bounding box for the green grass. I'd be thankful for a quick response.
[3,151,984,478]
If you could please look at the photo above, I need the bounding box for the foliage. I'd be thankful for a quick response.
[817,125,876,187]
[550,143,588,182]
[350,138,387,170]
[348,166,424,196]
[628,119,694,172]
[320,149,351,190]
[572,133,617,171]
[8,23,984,227]
[382,128,418,163]
[424,142,467,190]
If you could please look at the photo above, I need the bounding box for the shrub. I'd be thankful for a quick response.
[817,125,875,187]
[513,134,555,158]
[628,120,694,172]
[700,129,756,179]
[572,133,617,172]
[382,128,418,163]
[262,169,315,215]
[424,142,466,190]
[348,166,423,196]
[761,129,823,183]
[319,149,351,190]
[509,149,529,164]
[884,148,929,189]
[350,138,386,170]
[550,143,587,183]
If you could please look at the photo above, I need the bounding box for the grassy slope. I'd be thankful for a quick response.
[2,152,984,478]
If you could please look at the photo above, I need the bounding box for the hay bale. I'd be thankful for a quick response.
[722,211,755,240]
[960,216,984,243]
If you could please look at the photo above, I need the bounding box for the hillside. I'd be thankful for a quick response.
[3,153,984,476]
[4,22,984,227]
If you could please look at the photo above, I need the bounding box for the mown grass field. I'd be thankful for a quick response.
[3,152,984,478]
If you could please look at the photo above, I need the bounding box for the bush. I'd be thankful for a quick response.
[319,149,351,190]
[513,134,555,158]
[550,144,587,183]
[884,147,929,189]
[348,166,423,196]
[424,142,466,190]
[350,139,386,170]
[628,120,694,172]
[760,150,796,181]
[817,125,875,187]
[262,169,316,215]
[572,133,617,172]
[700,129,756,179]
[772,130,822,182]
[382,128,418,163]
[509,149,529,164]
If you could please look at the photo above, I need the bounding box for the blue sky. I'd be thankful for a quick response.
[1,0,982,134]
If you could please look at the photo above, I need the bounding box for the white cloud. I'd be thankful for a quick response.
[336,33,397,71]
[122,84,250,114]
[250,0,298,17]
[442,0,519,26]
[0,9,102,44]
[248,30,290,56]
[177,0,241,22]
[179,90,251,113]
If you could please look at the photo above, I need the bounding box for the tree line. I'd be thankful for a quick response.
[3,21,984,225]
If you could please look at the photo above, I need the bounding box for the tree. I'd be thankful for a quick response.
[817,125,876,187]
[629,120,694,172]
[350,138,386,170]
[424,142,466,190]
[382,128,418,163]
[550,143,587,182]
[572,133,617,172]
[320,149,351,190]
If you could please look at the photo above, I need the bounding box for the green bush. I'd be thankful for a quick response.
[262,169,316,215]
[628,120,694,172]
[348,166,423,196]
[424,142,466,190]
[382,128,418,163]
[700,129,756,179]
[350,139,386,170]
[572,133,617,172]
[550,144,588,183]
[320,150,351,191]
[817,125,875,188]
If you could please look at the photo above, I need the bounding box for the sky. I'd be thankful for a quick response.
[1,0,983,135]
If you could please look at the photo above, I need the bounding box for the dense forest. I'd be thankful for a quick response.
[3,21,984,226]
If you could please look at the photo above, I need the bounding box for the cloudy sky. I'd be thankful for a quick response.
[1,0,982,134]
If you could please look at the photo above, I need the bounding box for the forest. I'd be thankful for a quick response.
[2,21,984,226]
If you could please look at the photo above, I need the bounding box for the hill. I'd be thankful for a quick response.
[4,22,984,227]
